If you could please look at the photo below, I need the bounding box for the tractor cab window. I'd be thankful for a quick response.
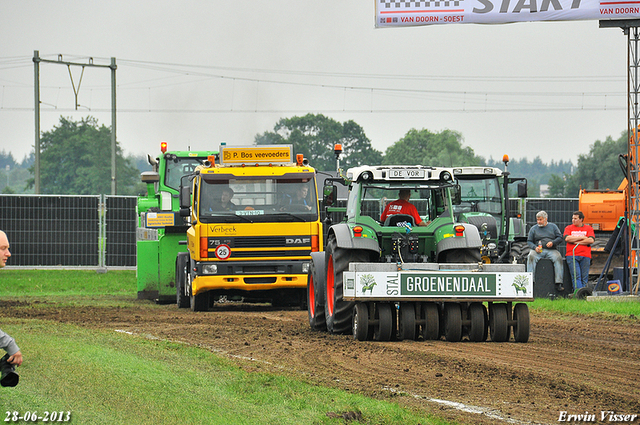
[455,178,502,217]
[164,157,204,191]
[358,183,447,225]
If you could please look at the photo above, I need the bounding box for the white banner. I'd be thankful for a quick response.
[375,0,640,26]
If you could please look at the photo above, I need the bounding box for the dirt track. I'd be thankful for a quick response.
[3,300,640,425]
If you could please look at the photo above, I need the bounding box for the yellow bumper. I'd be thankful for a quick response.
[192,274,307,295]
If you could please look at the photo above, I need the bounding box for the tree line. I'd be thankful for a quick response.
[0,114,628,197]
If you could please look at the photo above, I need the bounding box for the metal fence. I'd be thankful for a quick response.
[0,195,577,268]
[0,195,137,268]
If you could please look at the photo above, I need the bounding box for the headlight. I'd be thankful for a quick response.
[302,262,310,274]
[440,171,452,182]
[359,171,373,181]
[202,264,218,274]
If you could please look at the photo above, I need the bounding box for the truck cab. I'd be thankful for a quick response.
[136,142,218,302]
[178,145,322,311]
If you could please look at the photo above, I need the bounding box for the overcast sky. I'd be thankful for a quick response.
[0,1,630,166]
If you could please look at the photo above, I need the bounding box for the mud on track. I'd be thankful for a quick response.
[3,300,640,425]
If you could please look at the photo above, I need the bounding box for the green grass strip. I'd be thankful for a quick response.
[530,296,640,319]
[0,319,448,425]
[0,270,136,297]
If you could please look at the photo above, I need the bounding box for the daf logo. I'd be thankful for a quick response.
[286,238,310,245]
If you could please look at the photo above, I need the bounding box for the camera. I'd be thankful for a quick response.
[0,353,19,387]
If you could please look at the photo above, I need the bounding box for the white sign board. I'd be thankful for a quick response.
[343,270,533,299]
[375,0,640,26]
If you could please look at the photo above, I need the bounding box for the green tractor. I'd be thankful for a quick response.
[136,142,217,302]
[452,162,528,264]
[308,164,532,343]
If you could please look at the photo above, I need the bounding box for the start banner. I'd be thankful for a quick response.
[375,0,640,26]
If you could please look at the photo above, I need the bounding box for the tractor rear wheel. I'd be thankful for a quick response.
[307,255,327,331]
[509,241,531,265]
[442,249,482,264]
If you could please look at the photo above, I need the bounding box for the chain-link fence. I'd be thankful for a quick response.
[0,195,136,268]
[0,195,577,268]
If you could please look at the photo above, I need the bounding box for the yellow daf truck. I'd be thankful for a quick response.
[177,145,322,311]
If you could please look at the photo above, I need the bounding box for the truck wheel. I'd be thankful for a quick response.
[307,255,326,331]
[398,303,417,341]
[443,303,462,342]
[489,303,509,342]
[467,302,487,342]
[352,303,371,341]
[176,253,190,309]
[325,236,368,335]
[190,292,209,312]
[373,303,394,341]
[420,303,440,341]
[189,259,209,312]
[512,303,530,343]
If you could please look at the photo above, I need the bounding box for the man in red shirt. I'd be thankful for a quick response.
[380,189,428,227]
[563,211,595,290]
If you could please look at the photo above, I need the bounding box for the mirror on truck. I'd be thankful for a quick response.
[518,181,528,198]
[323,184,337,207]
[179,186,191,211]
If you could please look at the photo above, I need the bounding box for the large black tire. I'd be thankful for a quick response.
[512,303,530,343]
[509,241,531,265]
[443,303,462,342]
[489,303,509,342]
[398,303,417,341]
[324,236,368,335]
[352,303,371,341]
[442,249,482,264]
[467,302,487,342]
[176,253,190,309]
[373,303,394,341]
[189,259,209,312]
[307,255,327,331]
[190,292,209,312]
[420,303,440,341]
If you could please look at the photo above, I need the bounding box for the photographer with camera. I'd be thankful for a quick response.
[0,230,22,387]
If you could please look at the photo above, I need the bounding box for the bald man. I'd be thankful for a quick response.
[0,230,23,368]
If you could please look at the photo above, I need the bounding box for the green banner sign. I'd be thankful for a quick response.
[401,273,496,296]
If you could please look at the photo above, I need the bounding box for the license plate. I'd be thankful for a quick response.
[388,169,426,179]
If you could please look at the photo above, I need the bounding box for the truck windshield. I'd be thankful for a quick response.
[198,175,318,223]
[164,157,205,191]
[455,178,502,216]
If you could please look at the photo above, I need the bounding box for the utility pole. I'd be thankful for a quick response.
[33,51,118,194]
[600,20,640,295]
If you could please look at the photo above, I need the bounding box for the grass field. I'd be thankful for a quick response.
[1,270,639,424]
[0,270,449,425]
